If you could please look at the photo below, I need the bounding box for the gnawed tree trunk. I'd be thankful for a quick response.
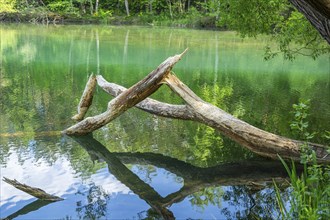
[63,50,330,164]
[71,74,97,121]
[64,49,187,135]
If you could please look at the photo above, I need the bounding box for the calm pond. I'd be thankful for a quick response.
[0,24,329,219]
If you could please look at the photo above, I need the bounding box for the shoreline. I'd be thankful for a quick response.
[0,11,223,30]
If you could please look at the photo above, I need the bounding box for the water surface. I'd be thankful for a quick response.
[0,24,329,219]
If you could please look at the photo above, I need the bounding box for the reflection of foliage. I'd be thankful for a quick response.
[188,186,223,211]
[129,164,156,184]
[193,79,244,165]
[193,125,223,165]
[200,79,233,110]
[221,185,281,219]
[69,146,106,179]
[76,183,110,220]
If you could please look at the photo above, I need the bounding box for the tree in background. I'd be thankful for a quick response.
[0,0,329,59]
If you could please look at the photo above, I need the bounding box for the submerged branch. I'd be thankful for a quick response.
[2,177,63,201]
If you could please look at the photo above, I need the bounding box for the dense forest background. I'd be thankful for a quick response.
[1,0,329,60]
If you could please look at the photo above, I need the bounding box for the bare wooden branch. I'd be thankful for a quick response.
[96,75,196,120]
[72,74,97,121]
[2,177,63,201]
[94,73,330,163]
[64,50,330,163]
[163,73,330,163]
[63,49,187,135]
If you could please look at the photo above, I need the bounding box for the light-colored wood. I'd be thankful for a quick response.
[63,49,187,135]
[64,50,330,163]
[71,74,97,121]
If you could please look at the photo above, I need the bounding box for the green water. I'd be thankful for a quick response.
[0,24,329,219]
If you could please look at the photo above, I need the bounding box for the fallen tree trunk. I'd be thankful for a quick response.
[97,75,330,163]
[63,50,330,163]
[64,49,187,135]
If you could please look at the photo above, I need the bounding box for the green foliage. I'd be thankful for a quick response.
[219,0,329,60]
[290,99,314,137]
[2,0,329,60]
[47,1,72,12]
[275,158,330,219]
[290,99,318,163]
[96,9,112,18]
[0,0,16,12]
[274,100,330,219]
[218,0,287,37]
[265,11,330,61]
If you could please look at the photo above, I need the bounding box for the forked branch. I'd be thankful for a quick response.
[63,49,187,135]
[63,50,330,163]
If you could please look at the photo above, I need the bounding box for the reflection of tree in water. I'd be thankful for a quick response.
[221,184,285,219]
[73,135,300,220]
[76,183,110,220]
[188,186,223,211]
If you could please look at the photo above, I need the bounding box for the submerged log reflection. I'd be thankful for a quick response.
[72,134,302,219]
[2,200,54,220]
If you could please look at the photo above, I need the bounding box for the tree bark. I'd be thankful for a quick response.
[71,74,97,121]
[64,50,330,163]
[289,0,330,44]
[96,73,330,163]
[63,50,187,135]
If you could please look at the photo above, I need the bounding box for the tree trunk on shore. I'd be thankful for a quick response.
[289,0,330,44]
[63,50,330,164]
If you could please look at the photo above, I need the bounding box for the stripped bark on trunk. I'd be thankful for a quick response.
[63,50,330,163]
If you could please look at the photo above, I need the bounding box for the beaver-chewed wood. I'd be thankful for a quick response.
[63,49,187,135]
[71,74,97,121]
[63,50,330,164]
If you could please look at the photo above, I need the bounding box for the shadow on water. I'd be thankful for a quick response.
[1,133,304,219]
[2,200,55,220]
[70,134,300,220]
